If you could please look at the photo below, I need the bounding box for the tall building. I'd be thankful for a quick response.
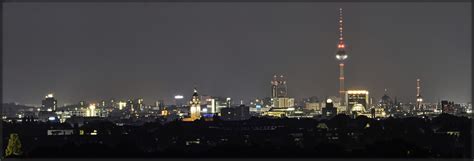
[235,104,250,120]
[188,88,201,121]
[271,97,295,108]
[345,90,369,114]
[206,97,230,115]
[126,98,143,113]
[441,100,455,114]
[155,100,165,110]
[303,96,321,113]
[117,101,127,110]
[322,99,337,118]
[416,78,424,111]
[249,98,272,115]
[85,104,97,117]
[220,105,250,121]
[335,8,348,107]
[42,93,57,111]
[109,99,116,108]
[380,89,393,110]
[271,74,287,98]
[370,107,387,119]
[269,75,295,111]
[79,101,87,108]
[266,75,295,117]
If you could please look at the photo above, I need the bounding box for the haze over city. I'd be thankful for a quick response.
[3,3,471,106]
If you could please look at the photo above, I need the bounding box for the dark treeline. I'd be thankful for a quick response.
[2,113,471,158]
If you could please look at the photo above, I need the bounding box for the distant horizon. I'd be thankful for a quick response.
[3,3,471,105]
[3,91,471,108]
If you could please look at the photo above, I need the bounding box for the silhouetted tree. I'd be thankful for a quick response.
[5,133,22,157]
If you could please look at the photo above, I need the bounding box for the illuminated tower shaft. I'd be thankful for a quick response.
[416,79,420,97]
[335,8,348,107]
[339,63,345,105]
[416,78,423,110]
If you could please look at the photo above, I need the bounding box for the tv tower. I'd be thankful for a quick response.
[335,8,348,107]
[416,78,423,111]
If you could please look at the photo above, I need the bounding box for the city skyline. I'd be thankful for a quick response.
[3,3,471,106]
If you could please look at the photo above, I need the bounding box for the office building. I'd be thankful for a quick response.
[42,93,57,111]
[126,98,144,113]
[155,100,165,110]
[206,97,230,115]
[441,100,455,114]
[269,75,295,109]
[322,99,337,118]
[370,107,387,118]
[271,97,295,109]
[345,90,369,114]
[380,89,393,112]
[304,102,322,114]
[271,74,287,98]
[220,105,250,121]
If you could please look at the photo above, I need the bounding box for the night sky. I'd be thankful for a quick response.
[3,3,471,106]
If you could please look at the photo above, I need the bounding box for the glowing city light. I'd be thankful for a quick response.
[347,90,369,94]
[118,101,126,110]
[174,95,184,99]
[326,99,333,103]
[89,104,96,110]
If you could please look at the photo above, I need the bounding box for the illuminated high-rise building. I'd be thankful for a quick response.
[271,74,287,98]
[267,75,295,117]
[155,100,165,110]
[126,98,143,113]
[269,75,295,109]
[188,88,201,121]
[110,99,116,108]
[85,103,97,117]
[303,97,322,114]
[271,97,295,108]
[220,105,250,121]
[322,99,337,118]
[380,89,393,110]
[42,93,57,111]
[441,100,455,114]
[118,101,126,110]
[206,97,229,115]
[335,8,348,107]
[416,78,423,111]
[346,90,369,114]
[99,100,107,108]
[79,101,86,108]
